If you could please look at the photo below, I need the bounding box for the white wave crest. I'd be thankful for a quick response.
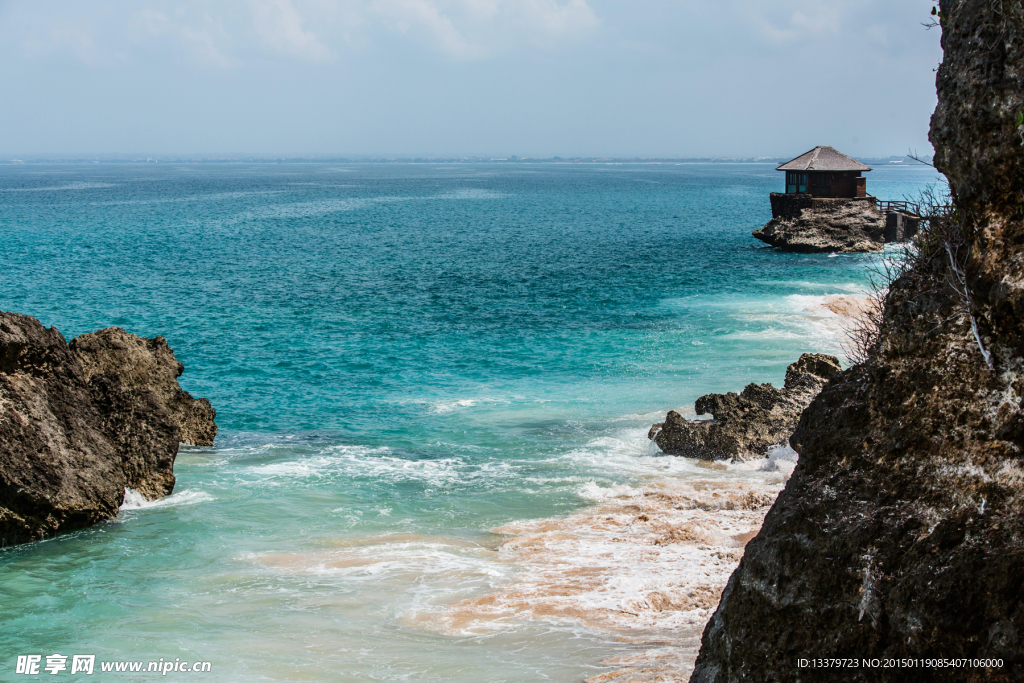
[119,487,214,510]
[758,445,799,482]
[1,182,116,192]
[430,399,477,414]
[244,444,517,489]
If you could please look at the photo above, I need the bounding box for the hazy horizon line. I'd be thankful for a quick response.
[0,153,935,166]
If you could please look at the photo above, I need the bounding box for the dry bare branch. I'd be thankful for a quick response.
[840,182,995,371]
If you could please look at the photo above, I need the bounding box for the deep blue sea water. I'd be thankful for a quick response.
[0,163,941,681]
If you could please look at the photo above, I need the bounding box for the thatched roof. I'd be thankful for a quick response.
[777,146,871,172]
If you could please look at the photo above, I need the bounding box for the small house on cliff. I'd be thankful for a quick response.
[777,146,871,198]
[755,146,919,252]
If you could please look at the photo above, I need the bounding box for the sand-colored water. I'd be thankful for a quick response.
[821,293,880,321]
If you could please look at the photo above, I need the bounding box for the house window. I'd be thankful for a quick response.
[787,172,807,194]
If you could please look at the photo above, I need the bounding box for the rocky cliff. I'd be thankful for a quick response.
[650,354,840,461]
[0,313,214,546]
[71,327,217,447]
[691,2,1024,681]
[753,195,884,253]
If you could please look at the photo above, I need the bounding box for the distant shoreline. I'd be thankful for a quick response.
[0,156,933,167]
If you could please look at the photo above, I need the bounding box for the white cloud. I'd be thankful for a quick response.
[745,1,846,43]
[371,0,487,59]
[737,0,931,56]
[9,0,598,67]
[135,8,240,68]
[368,0,600,60]
[519,0,598,39]
[181,23,240,68]
[20,17,108,65]
[252,0,334,62]
[128,0,599,65]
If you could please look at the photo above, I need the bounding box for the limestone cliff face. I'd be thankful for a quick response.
[650,354,840,461]
[0,313,180,545]
[753,195,884,253]
[0,313,214,546]
[71,328,217,447]
[691,2,1024,682]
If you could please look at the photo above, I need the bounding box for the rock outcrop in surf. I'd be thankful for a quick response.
[71,327,217,446]
[752,195,884,253]
[0,312,211,546]
[691,2,1024,680]
[649,354,840,461]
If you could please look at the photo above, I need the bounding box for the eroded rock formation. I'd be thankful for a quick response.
[753,195,885,253]
[0,313,211,546]
[650,354,840,461]
[71,327,217,446]
[692,2,1024,681]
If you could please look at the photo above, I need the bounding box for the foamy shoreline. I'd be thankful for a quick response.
[488,468,790,682]
[484,296,865,681]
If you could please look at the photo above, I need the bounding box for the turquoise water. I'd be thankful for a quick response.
[1,163,940,681]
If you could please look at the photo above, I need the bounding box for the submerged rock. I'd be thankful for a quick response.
[753,194,884,253]
[71,327,217,446]
[692,2,1024,680]
[0,312,209,546]
[649,353,840,461]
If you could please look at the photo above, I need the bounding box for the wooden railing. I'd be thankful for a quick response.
[876,200,922,216]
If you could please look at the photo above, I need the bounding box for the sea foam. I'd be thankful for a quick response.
[119,488,214,510]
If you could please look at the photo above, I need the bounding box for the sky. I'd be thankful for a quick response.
[0,1,945,158]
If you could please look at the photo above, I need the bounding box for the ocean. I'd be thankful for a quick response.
[0,162,940,681]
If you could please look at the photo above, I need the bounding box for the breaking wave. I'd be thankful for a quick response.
[120,488,214,510]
